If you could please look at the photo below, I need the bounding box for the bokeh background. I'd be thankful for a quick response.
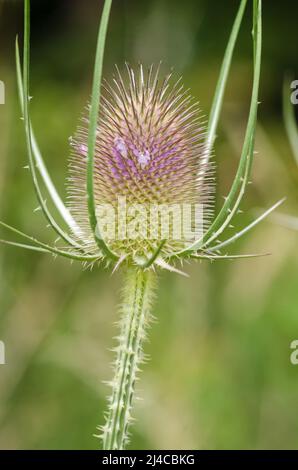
[0,0,298,450]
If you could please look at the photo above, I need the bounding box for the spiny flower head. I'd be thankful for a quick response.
[1,0,265,274]
[68,65,214,265]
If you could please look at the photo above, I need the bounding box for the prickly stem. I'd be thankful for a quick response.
[100,268,156,450]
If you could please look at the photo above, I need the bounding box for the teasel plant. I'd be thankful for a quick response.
[0,0,284,450]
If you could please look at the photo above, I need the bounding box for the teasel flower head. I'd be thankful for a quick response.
[68,65,214,268]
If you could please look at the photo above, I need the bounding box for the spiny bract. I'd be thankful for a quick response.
[68,64,214,265]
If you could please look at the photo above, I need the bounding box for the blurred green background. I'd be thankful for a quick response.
[0,0,298,450]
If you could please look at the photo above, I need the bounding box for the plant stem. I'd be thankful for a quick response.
[101,268,156,450]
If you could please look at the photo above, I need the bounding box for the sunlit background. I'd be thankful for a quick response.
[0,0,298,449]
